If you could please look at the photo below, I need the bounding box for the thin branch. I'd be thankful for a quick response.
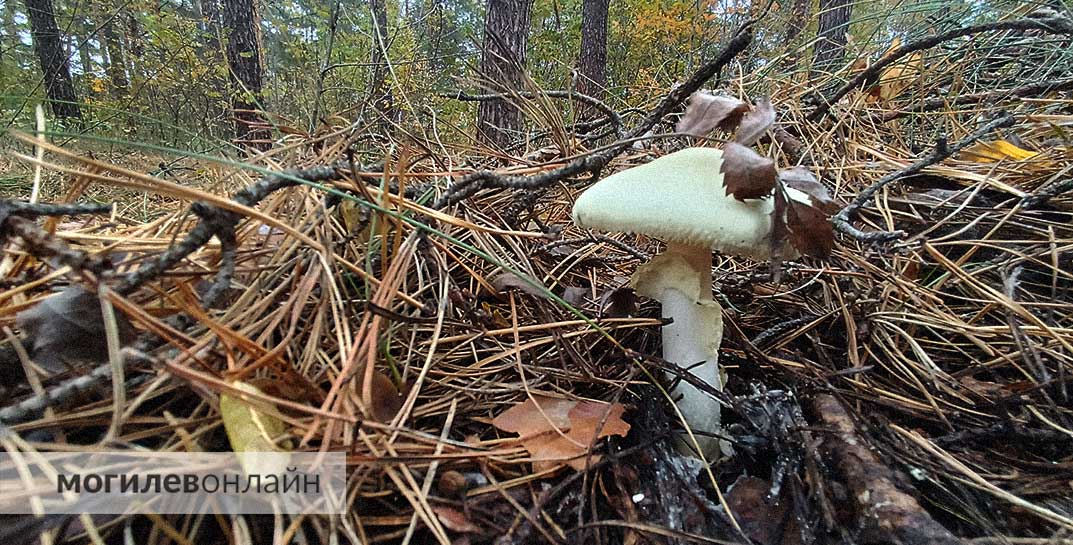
[1020,177,1073,210]
[809,16,1073,122]
[0,200,111,218]
[0,214,110,274]
[833,114,1015,242]
[116,163,349,295]
[883,77,1073,122]
[431,21,756,209]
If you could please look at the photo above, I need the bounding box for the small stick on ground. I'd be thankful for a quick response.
[833,114,1015,242]
[808,16,1073,122]
[813,394,964,545]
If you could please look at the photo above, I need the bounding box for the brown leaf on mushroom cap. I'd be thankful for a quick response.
[733,96,776,147]
[721,142,777,201]
[779,167,836,212]
[786,198,834,259]
[676,91,748,137]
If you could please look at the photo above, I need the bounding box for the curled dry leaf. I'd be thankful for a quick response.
[721,142,777,201]
[490,272,550,300]
[779,167,836,212]
[733,96,776,147]
[676,91,749,137]
[492,395,630,472]
[598,286,638,317]
[768,167,835,261]
[15,285,136,373]
[561,286,589,308]
[432,505,480,534]
[785,198,835,259]
[369,370,405,422]
[726,475,792,545]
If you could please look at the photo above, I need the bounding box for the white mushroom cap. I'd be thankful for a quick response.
[571,147,778,261]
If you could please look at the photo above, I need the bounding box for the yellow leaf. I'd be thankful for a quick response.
[960,139,1039,162]
[220,382,292,475]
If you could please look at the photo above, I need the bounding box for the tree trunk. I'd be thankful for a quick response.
[577,0,608,102]
[311,0,340,130]
[75,16,93,77]
[476,0,533,149]
[812,0,851,76]
[782,0,810,69]
[223,0,269,151]
[366,0,395,129]
[785,0,809,46]
[23,0,82,118]
[99,6,128,95]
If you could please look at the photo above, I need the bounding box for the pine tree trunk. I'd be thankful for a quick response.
[577,0,608,101]
[99,7,128,95]
[476,0,533,149]
[785,0,809,46]
[367,0,395,126]
[75,17,93,76]
[23,0,82,118]
[223,0,269,151]
[813,0,851,76]
[782,0,810,69]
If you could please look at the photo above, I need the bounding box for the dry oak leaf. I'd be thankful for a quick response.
[733,96,776,147]
[676,91,748,137]
[492,395,630,472]
[721,142,777,201]
[779,167,835,212]
[786,197,834,258]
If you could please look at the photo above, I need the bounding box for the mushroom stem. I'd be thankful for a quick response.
[631,242,725,458]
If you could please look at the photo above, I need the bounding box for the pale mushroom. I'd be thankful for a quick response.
[571,147,783,458]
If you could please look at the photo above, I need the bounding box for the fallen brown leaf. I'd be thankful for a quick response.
[722,142,777,201]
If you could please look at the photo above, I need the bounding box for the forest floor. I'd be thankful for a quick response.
[2,13,1073,545]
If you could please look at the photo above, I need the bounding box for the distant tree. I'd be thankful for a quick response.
[223,0,269,150]
[785,0,810,46]
[813,0,851,76]
[98,4,128,95]
[23,0,82,118]
[74,14,94,77]
[367,0,395,126]
[476,0,533,148]
[782,0,810,69]
[577,0,608,102]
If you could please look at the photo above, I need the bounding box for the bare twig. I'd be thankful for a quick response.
[0,214,110,274]
[808,16,1073,122]
[813,394,964,545]
[1020,177,1073,210]
[883,78,1073,122]
[833,114,1015,242]
[431,21,756,209]
[116,163,348,295]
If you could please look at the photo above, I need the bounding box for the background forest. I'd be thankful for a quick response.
[5,0,1065,154]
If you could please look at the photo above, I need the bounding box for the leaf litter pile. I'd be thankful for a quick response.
[2,11,1073,545]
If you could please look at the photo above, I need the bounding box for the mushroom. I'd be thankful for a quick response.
[571,147,784,458]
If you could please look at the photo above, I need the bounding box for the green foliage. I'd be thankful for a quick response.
[0,0,1062,151]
